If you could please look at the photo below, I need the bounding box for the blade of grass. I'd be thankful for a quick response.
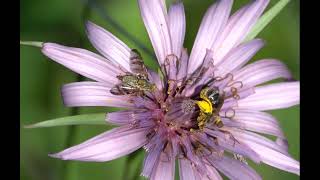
[244,0,291,42]
[20,41,43,48]
[24,113,106,128]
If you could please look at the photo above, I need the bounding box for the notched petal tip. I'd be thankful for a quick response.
[23,124,34,129]
[20,40,44,48]
[252,38,266,46]
[48,153,61,159]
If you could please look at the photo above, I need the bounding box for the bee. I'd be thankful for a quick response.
[195,87,224,130]
[110,49,156,96]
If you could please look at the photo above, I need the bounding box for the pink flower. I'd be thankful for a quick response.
[42,0,299,179]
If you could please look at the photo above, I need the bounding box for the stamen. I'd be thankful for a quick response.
[231,87,240,100]
[211,73,234,90]
[227,81,244,89]
[221,108,236,119]
[216,73,234,82]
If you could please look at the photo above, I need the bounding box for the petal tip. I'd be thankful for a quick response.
[48,153,61,159]
[85,20,95,32]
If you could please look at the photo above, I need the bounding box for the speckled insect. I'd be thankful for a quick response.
[110,49,156,96]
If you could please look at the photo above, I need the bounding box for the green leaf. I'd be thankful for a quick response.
[244,0,291,42]
[20,40,43,48]
[24,113,106,128]
[123,149,145,180]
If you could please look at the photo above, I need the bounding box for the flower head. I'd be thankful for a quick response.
[42,0,299,179]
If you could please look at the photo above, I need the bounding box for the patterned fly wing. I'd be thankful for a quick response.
[129,49,148,78]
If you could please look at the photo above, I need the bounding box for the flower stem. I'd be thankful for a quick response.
[122,149,143,180]
[62,127,78,180]
[131,156,144,180]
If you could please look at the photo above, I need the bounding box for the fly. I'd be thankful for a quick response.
[110,49,156,96]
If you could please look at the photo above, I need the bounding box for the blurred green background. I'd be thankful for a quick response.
[20,0,300,179]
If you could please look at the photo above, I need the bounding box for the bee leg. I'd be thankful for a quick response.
[213,116,224,128]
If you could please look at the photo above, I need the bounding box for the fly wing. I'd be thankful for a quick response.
[110,86,124,95]
[129,49,148,78]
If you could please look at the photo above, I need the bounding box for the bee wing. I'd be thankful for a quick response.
[129,49,148,78]
[216,94,225,111]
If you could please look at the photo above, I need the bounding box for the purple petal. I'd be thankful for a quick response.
[212,0,269,65]
[148,69,164,90]
[233,59,292,88]
[85,21,131,71]
[208,156,262,180]
[42,43,121,84]
[251,144,300,175]
[50,126,149,162]
[227,128,299,175]
[204,164,223,180]
[180,135,207,173]
[179,158,198,180]
[150,151,175,180]
[237,81,300,111]
[106,109,153,127]
[177,48,189,83]
[142,139,165,178]
[205,128,261,163]
[61,82,134,108]
[225,127,289,155]
[142,126,170,175]
[188,0,233,74]
[276,138,289,152]
[166,55,178,80]
[131,96,159,110]
[215,39,265,77]
[138,0,172,65]
[168,2,186,58]
[224,109,285,138]
[179,159,222,180]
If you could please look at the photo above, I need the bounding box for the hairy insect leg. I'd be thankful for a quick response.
[219,129,240,147]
